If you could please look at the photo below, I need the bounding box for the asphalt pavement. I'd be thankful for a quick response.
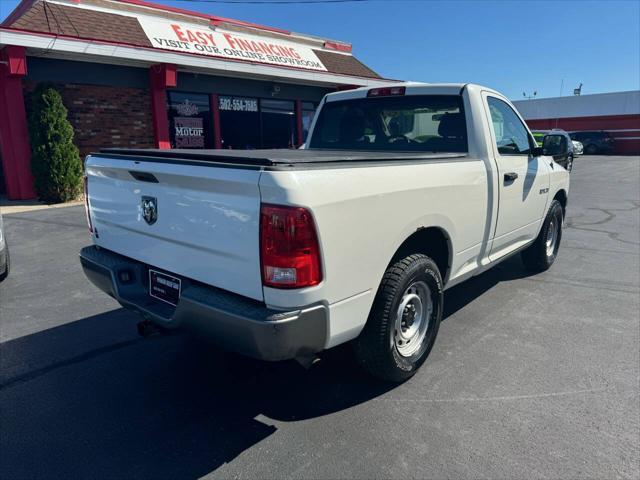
[1,155,639,479]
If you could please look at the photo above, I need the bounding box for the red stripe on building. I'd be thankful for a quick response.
[525,114,640,155]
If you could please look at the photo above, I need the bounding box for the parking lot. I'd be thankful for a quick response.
[1,155,638,479]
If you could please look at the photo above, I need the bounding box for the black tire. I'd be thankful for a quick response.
[585,144,598,155]
[566,154,574,172]
[0,244,9,282]
[354,254,443,382]
[521,199,563,272]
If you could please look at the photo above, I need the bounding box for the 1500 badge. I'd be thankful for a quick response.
[540,188,549,194]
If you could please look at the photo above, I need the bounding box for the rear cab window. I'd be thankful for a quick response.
[308,95,468,153]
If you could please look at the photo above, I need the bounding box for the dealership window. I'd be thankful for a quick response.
[218,95,261,150]
[167,92,214,149]
[219,96,298,149]
[219,96,261,149]
[260,99,296,149]
[301,102,317,142]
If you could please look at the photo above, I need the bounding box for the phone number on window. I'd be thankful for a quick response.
[219,96,258,112]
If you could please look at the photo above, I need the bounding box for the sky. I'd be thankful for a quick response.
[1,0,639,99]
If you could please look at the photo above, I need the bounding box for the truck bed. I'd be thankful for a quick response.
[98,148,466,168]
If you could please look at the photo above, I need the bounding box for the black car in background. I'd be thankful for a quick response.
[569,131,615,155]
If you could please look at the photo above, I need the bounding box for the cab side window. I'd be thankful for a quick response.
[487,97,532,155]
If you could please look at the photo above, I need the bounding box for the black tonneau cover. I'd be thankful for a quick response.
[98,148,466,167]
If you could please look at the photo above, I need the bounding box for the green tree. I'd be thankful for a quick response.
[29,85,82,203]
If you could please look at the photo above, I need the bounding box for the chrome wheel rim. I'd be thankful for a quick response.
[394,281,432,357]
[546,219,559,257]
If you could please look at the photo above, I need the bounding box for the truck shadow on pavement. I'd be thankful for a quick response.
[0,257,533,479]
[443,255,531,319]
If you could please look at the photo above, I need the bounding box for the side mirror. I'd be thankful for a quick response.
[542,135,564,156]
[531,146,545,157]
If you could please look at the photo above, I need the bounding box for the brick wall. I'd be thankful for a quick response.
[24,82,155,158]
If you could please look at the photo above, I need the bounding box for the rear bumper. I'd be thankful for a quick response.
[79,246,327,361]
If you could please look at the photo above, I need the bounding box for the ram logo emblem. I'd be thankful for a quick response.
[141,196,158,225]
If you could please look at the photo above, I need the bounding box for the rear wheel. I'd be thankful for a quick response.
[354,254,443,382]
[585,143,598,155]
[521,199,563,272]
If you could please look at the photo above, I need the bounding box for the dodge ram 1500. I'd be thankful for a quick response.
[80,83,570,381]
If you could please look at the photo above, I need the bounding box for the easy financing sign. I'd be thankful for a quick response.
[139,19,328,72]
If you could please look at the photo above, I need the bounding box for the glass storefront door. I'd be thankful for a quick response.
[167,92,213,149]
[219,96,261,149]
[301,101,318,144]
[260,99,296,149]
[219,96,296,149]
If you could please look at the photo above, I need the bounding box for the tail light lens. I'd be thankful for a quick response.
[260,204,322,289]
[83,175,93,234]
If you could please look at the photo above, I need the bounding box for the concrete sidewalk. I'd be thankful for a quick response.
[0,197,84,215]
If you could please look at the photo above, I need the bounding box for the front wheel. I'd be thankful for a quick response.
[521,199,563,272]
[0,244,9,282]
[354,254,443,382]
[566,154,574,172]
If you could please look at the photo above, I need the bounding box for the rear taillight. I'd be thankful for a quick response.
[83,175,93,234]
[367,86,406,97]
[260,204,322,289]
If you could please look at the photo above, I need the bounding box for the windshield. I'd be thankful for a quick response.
[308,95,467,153]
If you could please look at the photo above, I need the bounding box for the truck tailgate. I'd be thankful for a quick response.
[85,155,264,301]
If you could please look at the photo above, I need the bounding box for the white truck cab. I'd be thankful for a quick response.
[80,83,569,381]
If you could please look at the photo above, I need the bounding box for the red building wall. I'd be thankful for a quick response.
[525,114,640,155]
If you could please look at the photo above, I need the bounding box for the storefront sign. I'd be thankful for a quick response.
[174,117,205,148]
[139,19,327,72]
[219,96,258,112]
[175,99,199,116]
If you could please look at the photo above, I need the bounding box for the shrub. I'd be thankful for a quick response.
[29,85,83,203]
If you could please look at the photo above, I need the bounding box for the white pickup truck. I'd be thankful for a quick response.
[80,83,570,381]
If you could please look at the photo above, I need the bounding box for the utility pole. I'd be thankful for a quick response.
[523,91,538,100]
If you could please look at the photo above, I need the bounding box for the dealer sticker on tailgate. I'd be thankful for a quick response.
[149,269,181,306]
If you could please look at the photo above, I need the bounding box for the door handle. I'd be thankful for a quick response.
[504,172,519,182]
